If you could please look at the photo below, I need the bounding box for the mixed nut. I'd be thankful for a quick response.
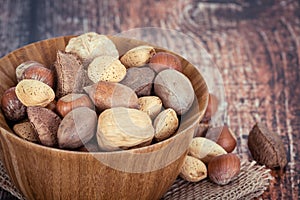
[0,32,288,188]
[0,32,195,152]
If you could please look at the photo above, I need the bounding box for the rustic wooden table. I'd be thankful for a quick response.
[0,0,299,199]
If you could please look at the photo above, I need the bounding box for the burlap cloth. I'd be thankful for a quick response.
[0,159,272,200]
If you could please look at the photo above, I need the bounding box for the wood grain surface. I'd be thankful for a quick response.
[0,0,299,199]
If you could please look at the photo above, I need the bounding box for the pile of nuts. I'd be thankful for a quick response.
[180,124,241,185]
[1,32,196,152]
[180,93,287,185]
[1,32,287,187]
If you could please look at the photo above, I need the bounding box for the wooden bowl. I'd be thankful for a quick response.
[0,36,209,200]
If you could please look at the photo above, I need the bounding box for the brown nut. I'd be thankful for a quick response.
[54,51,88,98]
[201,93,219,123]
[154,69,194,115]
[21,65,54,88]
[15,79,55,107]
[87,56,126,83]
[97,107,154,151]
[27,106,61,147]
[188,137,227,164]
[138,96,162,119]
[208,153,241,185]
[205,125,237,153]
[56,93,94,117]
[248,123,287,169]
[15,61,45,82]
[57,107,97,149]
[194,123,211,137]
[77,137,100,152]
[84,81,139,111]
[120,45,156,68]
[65,32,119,66]
[46,100,57,111]
[13,121,39,142]
[1,87,26,121]
[149,52,182,73]
[180,155,207,182]
[153,108,179,141]
[120,66,156,96]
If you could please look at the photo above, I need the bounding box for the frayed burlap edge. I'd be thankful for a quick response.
[0,160,272,200]
[162,160,273,200]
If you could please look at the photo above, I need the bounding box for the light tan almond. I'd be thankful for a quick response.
[120,45,155,68]
[15,79,55,107]
[138,96,162,119]
[153,108,179,141]
[180,155,207,182]
[188,137,227,164]
[88,56,126,83]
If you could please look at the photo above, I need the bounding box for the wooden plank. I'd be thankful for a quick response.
[0,0,299,199]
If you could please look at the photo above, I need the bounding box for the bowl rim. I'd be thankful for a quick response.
[0,35,209,155]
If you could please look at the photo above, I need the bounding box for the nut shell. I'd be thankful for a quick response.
[87,55,126,83]
[21,65,54,88]
[97,107,154,151]
[149,52,182,73]
[248,123,287,169]
[201,93,219,123]
[15,79,55,107]
[120,66,155,96]
[180,155,207,182]
[154,69,194,115]
[27,106,61,147]
[138,96,162,119]
[54,51,88,98]
[188,137,227,163]
[1,87,26,121]
[153,108,179,141]
[57,107,97,149]
[56,93,94,117]
[208,153,241,185]
[120,45,156,68]
[13,121,39,142]
[65,32,119,66]
[15,61,45,82]
[84,81,139,111]
[205,125,237,153]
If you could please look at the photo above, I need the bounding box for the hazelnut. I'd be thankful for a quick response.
[201,93,218,123]
[15,61,45,82]
[205,125,237,153]
[149,52,182,73]
[208,153,241,185]
[56,93,94,117]
[46,100,57,112]
[1,87,26,121]
[20,65,54,88]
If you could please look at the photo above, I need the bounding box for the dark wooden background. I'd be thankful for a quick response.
[0,0,299,199]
